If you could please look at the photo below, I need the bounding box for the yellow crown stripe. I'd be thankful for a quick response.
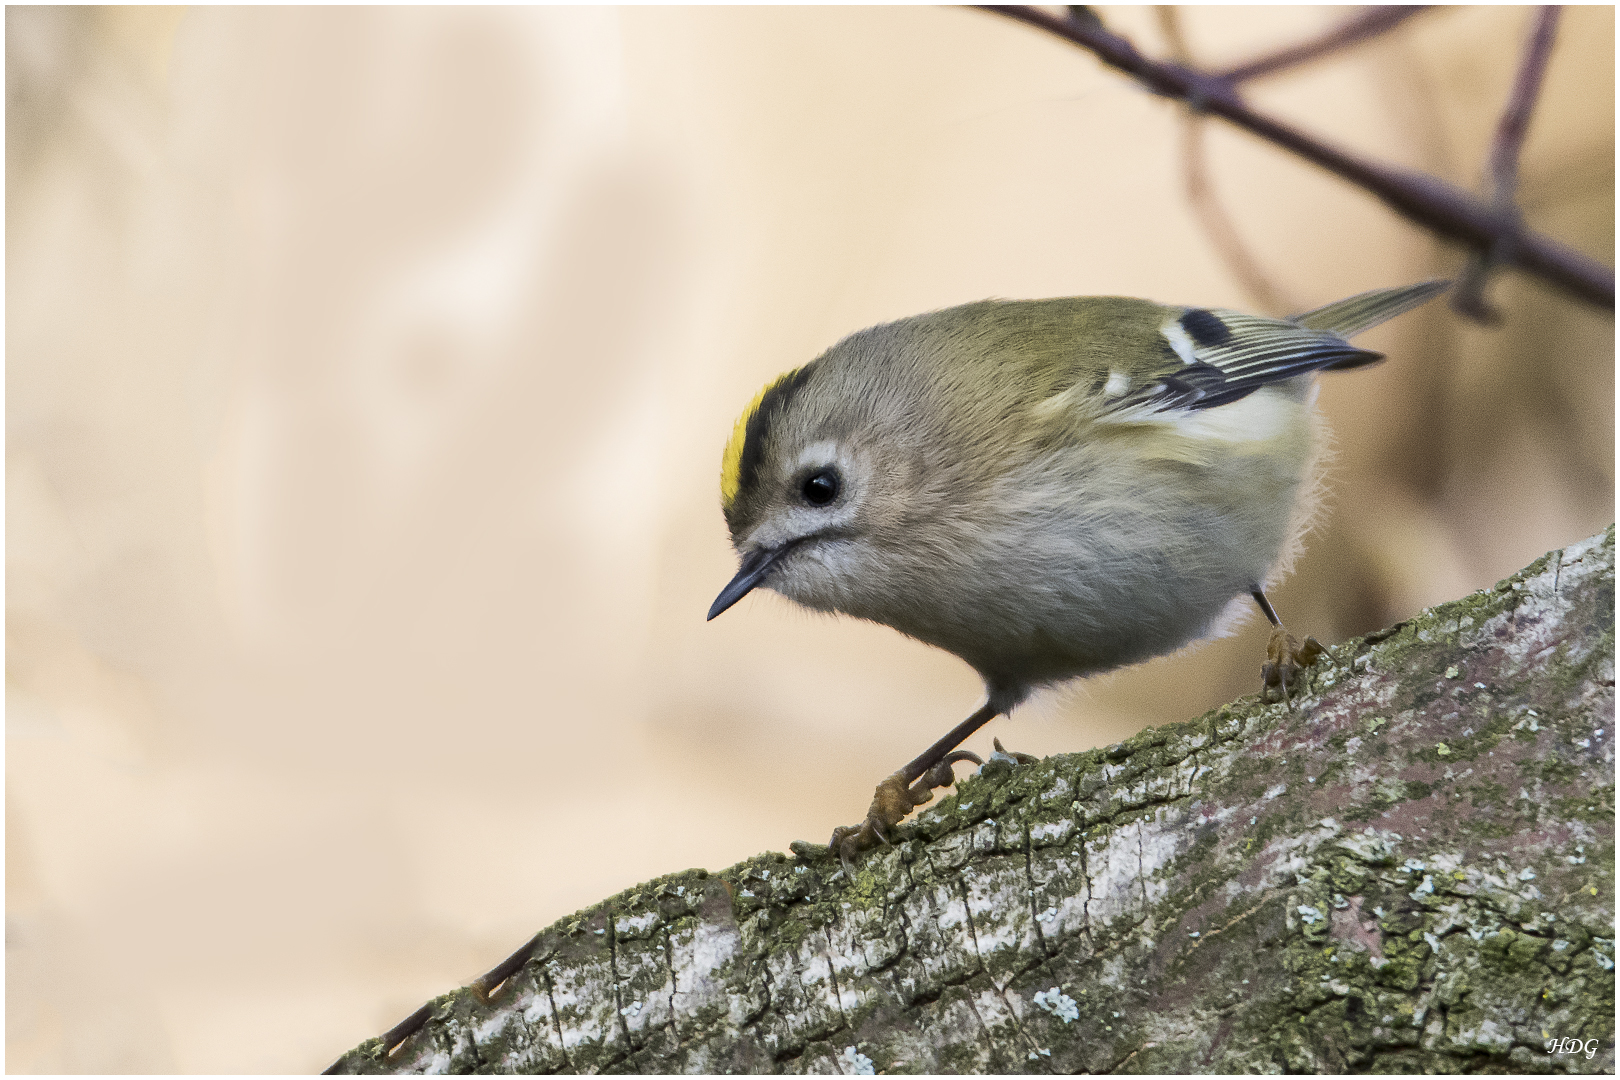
[721,367,801,508]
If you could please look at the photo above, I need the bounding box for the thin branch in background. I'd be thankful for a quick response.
[1489,6,1561,206]
[1155,5,1298,315]
[979,5,1614,311]
[1455,6,1563,322]
[1215,6,1434,85]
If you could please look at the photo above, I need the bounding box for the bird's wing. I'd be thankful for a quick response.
[1103,306,1379,416]
[1100,281,1450,417]
[1289,280,1450,338]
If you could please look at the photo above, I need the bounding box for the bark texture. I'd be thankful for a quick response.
[328,528,1615,1074]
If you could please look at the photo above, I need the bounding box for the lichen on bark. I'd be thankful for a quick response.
[326,528,1615,1074]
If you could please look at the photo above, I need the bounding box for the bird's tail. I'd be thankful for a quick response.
[1290,280,1451,341]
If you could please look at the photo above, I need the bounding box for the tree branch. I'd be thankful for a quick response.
[979,6,1614,311]
[1215,6,1435,85]
[1489,6,1562,203]
[1457,6,1564,321]
[325,526,1616,1074]
[1156,6,1299,314]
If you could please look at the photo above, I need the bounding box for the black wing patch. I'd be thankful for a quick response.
[1112,310,1380,415]
[1178,308,1232,347]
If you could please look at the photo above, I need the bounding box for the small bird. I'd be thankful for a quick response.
[707,281,1448,866]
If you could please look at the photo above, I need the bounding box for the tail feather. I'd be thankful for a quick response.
[1290,280,1450,339]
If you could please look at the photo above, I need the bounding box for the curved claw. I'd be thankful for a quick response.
[920,749,984,790]
[990,738,1039,766]
[829,824,862,876]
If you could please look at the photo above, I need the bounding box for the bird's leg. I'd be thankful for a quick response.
[1253,588,1326,705]
[828,701,1003,872]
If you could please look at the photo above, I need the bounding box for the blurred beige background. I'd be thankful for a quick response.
[6,5,1612,1072]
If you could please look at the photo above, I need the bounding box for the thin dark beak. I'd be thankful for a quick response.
[707,545,791,621]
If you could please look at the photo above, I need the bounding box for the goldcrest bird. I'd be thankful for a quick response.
[708,280,1449,866]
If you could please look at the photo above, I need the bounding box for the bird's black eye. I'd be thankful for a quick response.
[801,468,840,506]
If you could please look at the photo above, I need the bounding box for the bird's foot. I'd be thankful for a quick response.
[1260,626,1326,705]
[828,751,982,873]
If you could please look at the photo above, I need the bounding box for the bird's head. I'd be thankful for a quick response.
[708,356,923,622]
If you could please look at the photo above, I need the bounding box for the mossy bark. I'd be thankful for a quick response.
[327,528,1615,1074]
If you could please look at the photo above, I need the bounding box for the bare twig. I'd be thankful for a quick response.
[1156,6,1298,314]
[1215,6,1434,85]
[979,6,1614,311]
[1154,7,1194,87]
[1489,6,1561,205]
[1456,6,1563,321]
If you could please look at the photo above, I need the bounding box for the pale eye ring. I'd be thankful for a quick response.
[800,468,840,506]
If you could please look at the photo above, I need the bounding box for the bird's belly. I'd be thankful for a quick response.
[953,575,1241,688]
[867,467,1305,694]
[892,549,1241,689]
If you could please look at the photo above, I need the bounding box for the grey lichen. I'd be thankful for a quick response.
[326,527,1615,1074]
